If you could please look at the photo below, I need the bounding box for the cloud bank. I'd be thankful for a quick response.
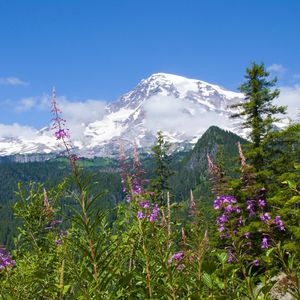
[0,123,37,139]
[276,84,300,120]
[143,95,233,136]
[1,95,107,140]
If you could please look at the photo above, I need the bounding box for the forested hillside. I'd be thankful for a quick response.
[0,126,245,247]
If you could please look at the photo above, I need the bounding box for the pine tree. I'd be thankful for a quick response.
[262,124,300,252]
[150,131,174,206]
[231,62,286,171]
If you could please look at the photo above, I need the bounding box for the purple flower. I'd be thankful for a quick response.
[246,200,256,217]
[246,200,254,210]
[219,225,225,232]
[258,199,266,208]
[55,129,67,140]
[55,239,62,246]
[249,208,256,217]
[152,204,160,215]
[243,241,252,247]
[147,213,158,222]
[217,214,228,224]
[237,216,243,226]
[253,259,260,266]
[139,201,150,209]
[224,205,234,214]
[137,211,145,219]
[132,185,142,195]
[169,252,184,264]
[0,250,15,269]
[176,263,186,270]
[235,206,241,214]
[172,252,184,261]
[214,198,222,210]
[214,195,237,209]
[244,232,251,239]
[227,250,234,263]
[274,216,285,231]
[260,213,271,223]
[261,237,269,249]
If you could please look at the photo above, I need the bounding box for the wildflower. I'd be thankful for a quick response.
[244,232,251,239]
[55,129,68,140]
[237,216,243,226]
[258,199,266,208]
[214,198,222,210]
[261,237,269,249]
[168,252,184,264]
[55,239,62,246]
[137,211,145,219]
[0,249,15,269]
[148,213,158,222]
[139,201,150,209]
[274,216,285,231]
[220,233,230,239]
[260,213,271,223]
[224,204,234,214]
[219,225,225,232]
[152,204,160,215]
[253,259,260,266]
[227,250,234,263]
[217,214,228,224]
[176,264,186,270]
[246,200,256,217]
[235,206,241,214]
[147,204,160,222]
[243,241,252,247]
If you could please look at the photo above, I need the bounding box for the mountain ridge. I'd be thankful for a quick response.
[0,73,245,157]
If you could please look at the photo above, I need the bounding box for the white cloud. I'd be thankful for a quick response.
[0,77,28,86]
[0,123,37,139]
[14,94,49,113]
[15,97,37,112]
[276,85,300,120]
[57,97,107,139]
[10,94,107,139]
[267,64,286,75]
[143,95,233,136]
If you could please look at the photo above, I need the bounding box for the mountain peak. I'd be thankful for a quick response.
[140,72,243,100]
[0,73,245,157]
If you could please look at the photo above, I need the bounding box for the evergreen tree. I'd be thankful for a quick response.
[150,131,174,206]
[231,62,286,171]
[262,124,300,252]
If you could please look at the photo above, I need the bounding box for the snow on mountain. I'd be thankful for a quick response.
[0,73,245,157]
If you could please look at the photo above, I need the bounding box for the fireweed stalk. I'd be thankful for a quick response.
[51,88,99,283]
[210,143,289,299]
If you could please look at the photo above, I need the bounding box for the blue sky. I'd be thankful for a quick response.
[0,0,300,130]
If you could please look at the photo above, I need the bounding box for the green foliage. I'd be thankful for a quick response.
[231,62,286,171]
[150,131,174,206]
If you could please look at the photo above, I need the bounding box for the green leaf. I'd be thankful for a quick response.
[217,252,227,265]
[202,272,213,289]
[284,196,300,207]
[282,180,297,190]
[294,163,300,170]
[266,248,274,258]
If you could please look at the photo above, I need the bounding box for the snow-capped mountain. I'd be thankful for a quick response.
[0,73,244,157]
